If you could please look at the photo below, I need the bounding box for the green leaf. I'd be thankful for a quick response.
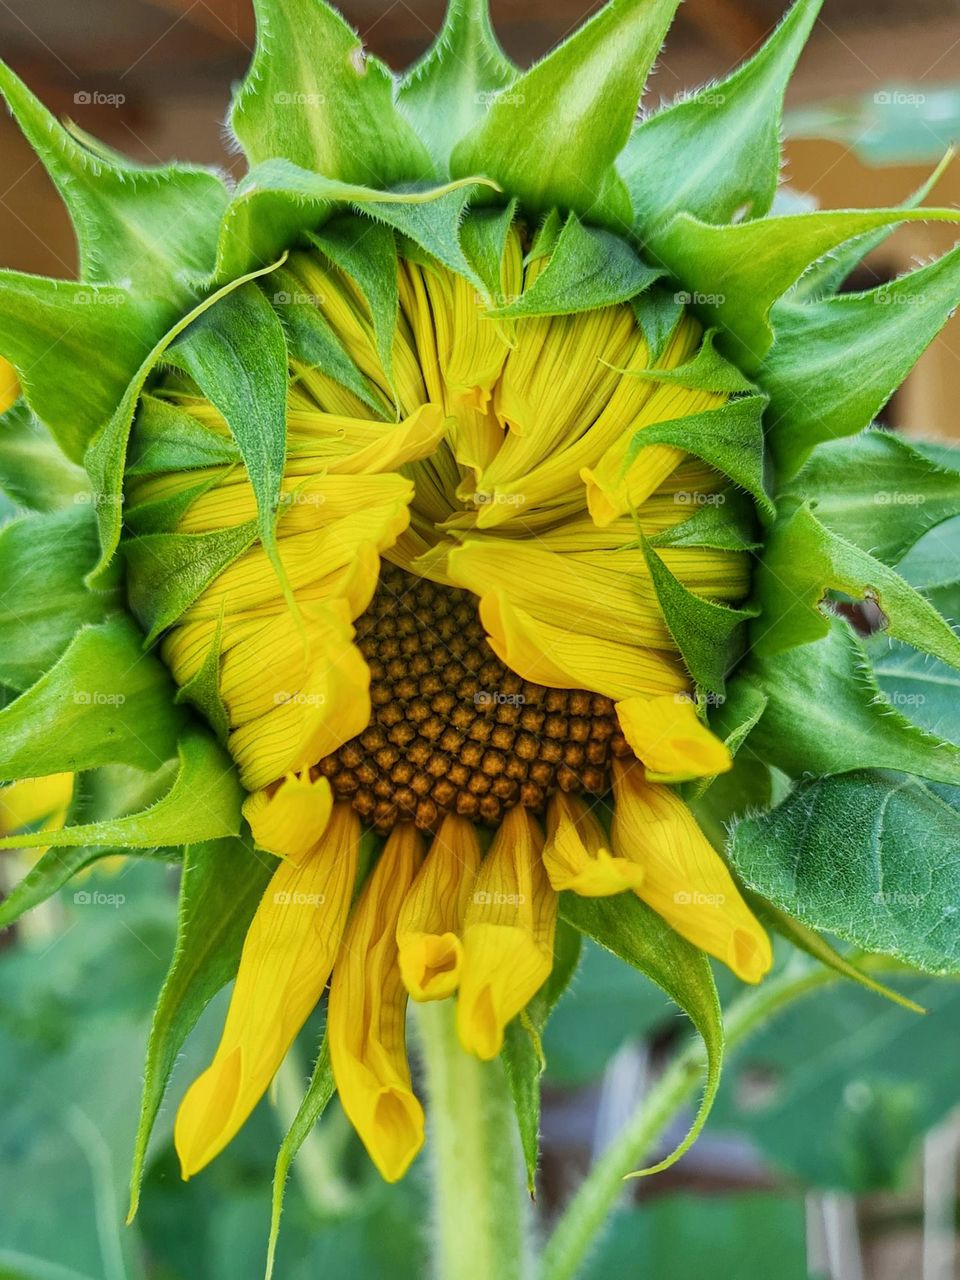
[125,522,259,646]
[491,214,661,317]
[741,618,960,786]
[0,617,184,781]
[755,501,960,672]
[653,207,960,371]
[0,402,88,511]
[265,1035,336,1279]
[268,269,384,414]
[125,395,240,476]
[460,201,518,301]
[623,328,756,393]
[128,836,275,1218]
[0,61,227,298]
[230,0,434,184]
[357,184,489,292]
[625,394,773,518]
[451,0,681,230]
[762,245,960,478]
[501,920,582,1191]
[174,615,231,745]
[561,890,723,1176]
[397,0,517,173]
[791,149,956,302]
[86,255,287,582]
[749,895,924,1014]
[648,488,760,553]
[642,540,757,696]
[870,637,960,745]
[729,770,960,974]
[782,431,960,564]
[307,213,399,388]
[623,0,822,235]
[0,506,116,692]
[169,283,288,568]
[0,727,243,851]
[0,274,160,463]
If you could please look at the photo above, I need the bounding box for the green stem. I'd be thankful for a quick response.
[539,962,838,1280]
[417,1000,529,1280]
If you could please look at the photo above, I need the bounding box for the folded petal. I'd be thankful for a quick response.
[457,806,556,1060]
[611,760,771,984]
[616,694,732,782]
[175,804,361,1178]
[328,824,426,1182]
[543,790,645,897]
[242,770,333,861]
[396,813,482,1002]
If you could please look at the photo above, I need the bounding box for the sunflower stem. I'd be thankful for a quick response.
[538,961,840,1280]
[417,999,529,1280]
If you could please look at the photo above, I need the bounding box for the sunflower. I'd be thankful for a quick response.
[1,0,960,1254]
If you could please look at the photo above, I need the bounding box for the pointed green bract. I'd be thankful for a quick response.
[0,727,242,850]
[231,0,434,184]
[561,890,723,1177]
[763,246,960,478]
[398,0,517,172]
[0,618,184,780]
[782,431,960,564]
[654,207,960,370]
[0,506,116,691]
[643,540,757,696]
[623,328,757,394]
[870,638,960,745]
[451,0,681,230]
[126,396,240,475]
[129,837,275,1219]
[755,502,960,672]
[742,619,960,786]
[0,61,227,299]
[491,214,661,317]
[169,283,288,571]
[624,0,822,236]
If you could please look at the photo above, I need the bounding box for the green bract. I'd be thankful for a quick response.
[1,0,959,1255]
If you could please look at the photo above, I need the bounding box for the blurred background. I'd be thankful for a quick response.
[1,2,959,1278]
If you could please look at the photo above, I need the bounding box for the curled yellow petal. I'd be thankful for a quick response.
[241,771,333,861]
[616,694,733,782]
[328,824,426,1182]
[396,813,482,1002]
[0,356,18,414]
[457,806,557,1061]
[175,805,361,1179]
[0,773,73,837]
[543,791,645,897]
[611,760,772,984]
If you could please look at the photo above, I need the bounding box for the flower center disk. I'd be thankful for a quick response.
[317,565,628,833]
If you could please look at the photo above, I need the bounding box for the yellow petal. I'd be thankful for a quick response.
[616,694,733,782]
[242,771,334,861]
[457,807,556,1060]
[175,804,361,1179]
[543,791,645,897]
[396,814,483,1002]
[611,760,772,984]
[328,824,426,1182]
[478,588,688,701]
[0,773,73,837]
[0,356,19,413]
